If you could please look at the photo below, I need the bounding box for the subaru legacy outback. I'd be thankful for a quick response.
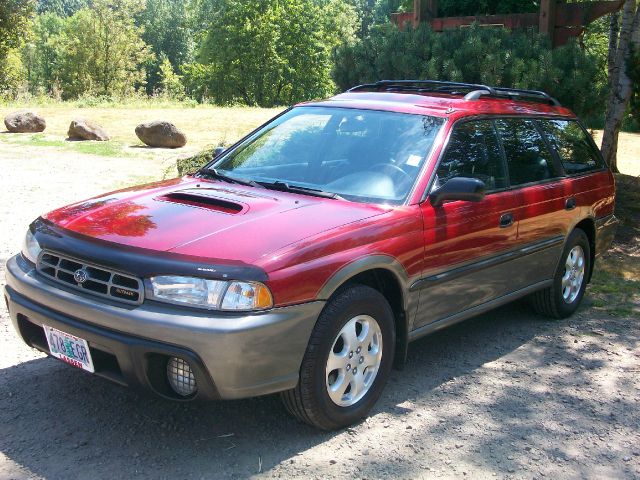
[4,80,618,430]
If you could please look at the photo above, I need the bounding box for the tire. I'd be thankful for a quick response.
[531,228,591,319]
[281,285,395,430]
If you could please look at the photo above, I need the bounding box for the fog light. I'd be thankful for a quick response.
[167,357,197,396]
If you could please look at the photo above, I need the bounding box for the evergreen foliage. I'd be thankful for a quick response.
[333,24,606,119]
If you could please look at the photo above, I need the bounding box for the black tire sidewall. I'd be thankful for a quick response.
[304,285,395,429]
[553,230,591,317]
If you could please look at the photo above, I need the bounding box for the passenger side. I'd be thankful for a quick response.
[495,118,572,286]
[415,120,518,328]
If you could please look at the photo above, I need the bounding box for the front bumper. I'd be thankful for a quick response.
[4,255,324,400]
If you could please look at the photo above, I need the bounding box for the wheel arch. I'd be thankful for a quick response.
[317,255,413,368]
[573,217,596,283]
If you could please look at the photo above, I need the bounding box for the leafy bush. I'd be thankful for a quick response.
[333,24,606,119]
[176,144,226,176]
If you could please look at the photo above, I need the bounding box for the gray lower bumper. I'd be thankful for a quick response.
[4,255,324,400]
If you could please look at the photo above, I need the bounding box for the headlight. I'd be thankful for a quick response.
[148,276,273,311]
[21,228,42,264]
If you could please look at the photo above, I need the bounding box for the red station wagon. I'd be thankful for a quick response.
[4,80,618,430]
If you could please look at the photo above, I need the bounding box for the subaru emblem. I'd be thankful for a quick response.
[74,269,88,284]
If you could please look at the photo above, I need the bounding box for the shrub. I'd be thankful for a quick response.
[176,143,226,176]
[333,24,606,120]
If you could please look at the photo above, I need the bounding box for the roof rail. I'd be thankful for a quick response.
[347,80,561,106]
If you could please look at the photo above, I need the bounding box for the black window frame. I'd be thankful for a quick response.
[420,116,511,203]
[493,117,565,187]
[535,118,608,177]
[421,114,601,204]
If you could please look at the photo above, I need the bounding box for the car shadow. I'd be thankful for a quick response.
[0,300,635,478]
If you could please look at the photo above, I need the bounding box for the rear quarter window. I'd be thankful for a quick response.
[539,119,605,175]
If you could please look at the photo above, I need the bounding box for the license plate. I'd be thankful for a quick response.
[43,325,95,373]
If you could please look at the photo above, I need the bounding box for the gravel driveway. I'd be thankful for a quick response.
[1,144,639,480]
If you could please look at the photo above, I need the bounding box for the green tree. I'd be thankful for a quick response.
[53,0,152,98]
[158,55,184,98]
[22,12,66,94]
[0,0,35,92]
[36,0,87,16]
[186,0,357,106]
[139,0,194,94]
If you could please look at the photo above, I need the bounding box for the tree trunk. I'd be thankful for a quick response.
[601,0,640,172]
[607,11,619,82]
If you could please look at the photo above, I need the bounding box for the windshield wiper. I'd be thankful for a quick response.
[257,180,344,200]
[197,168,261,188]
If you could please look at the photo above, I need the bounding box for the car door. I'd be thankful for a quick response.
[414,119,519,329]
[494,118,572,286]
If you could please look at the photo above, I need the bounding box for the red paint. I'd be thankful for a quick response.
[42,91,616,307]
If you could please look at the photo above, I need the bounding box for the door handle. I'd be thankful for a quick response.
[499,212,514,228]
[565,197,577,210]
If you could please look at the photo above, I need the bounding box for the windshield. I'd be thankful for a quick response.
[209,106,444,204]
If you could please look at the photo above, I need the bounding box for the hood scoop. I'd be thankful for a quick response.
[158,189,247,214]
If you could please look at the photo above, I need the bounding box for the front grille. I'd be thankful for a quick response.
[36,251,144,305]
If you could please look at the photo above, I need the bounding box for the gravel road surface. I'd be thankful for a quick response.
[1,143,639,479]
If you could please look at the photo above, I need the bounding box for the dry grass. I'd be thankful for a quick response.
[0,104,283,156]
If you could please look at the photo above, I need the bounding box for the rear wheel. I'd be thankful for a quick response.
[531,229,590,319]
[281,285,395,430]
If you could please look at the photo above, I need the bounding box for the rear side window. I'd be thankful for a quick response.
[539,119,604,175]
[436,120,507,192]
[495,119,559,186]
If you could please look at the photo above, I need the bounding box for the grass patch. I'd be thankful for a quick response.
[2,133,131,157]
[69,140,131,157]
[587,173,640,317]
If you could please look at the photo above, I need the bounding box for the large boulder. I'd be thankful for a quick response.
[135,121,187,148]
[4,111,46,133]
[68,119,110,141]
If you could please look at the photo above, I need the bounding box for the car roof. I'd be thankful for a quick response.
[300,91,576,120]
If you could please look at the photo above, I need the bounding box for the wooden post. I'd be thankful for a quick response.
[414,0,437,25]
[539,0,558,45]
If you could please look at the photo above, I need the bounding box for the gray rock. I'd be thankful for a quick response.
[68,119,110,141]
[135,121,187,148]
[4,111,46,133]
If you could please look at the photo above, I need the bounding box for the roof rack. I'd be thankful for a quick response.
[347,80,561,107]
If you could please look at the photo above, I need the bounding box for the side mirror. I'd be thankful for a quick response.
[214,146,226,157]
[429,177,486,207]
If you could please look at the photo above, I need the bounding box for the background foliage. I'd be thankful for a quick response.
[0,0,636,128]
[333,24,606,120]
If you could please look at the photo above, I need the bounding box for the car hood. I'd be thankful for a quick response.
[44,177,389,263]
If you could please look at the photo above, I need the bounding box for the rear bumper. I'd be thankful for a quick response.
[4,254,324,400]
[595,214,619,257]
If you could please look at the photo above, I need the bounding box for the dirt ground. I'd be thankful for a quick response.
[1,141,639,480]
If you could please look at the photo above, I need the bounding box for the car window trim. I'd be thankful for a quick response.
[532,119,567,177]
[420,113,587,204]
[494,117,565,186]
[420,117,510,202]
[536,118,609,176]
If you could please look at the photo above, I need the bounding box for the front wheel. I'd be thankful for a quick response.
[281,285,395,430]
[531,229,591,319]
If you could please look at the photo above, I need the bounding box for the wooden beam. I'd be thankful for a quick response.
[539,0,558,45]
[430,13,538,31]
[555,0,625,27]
